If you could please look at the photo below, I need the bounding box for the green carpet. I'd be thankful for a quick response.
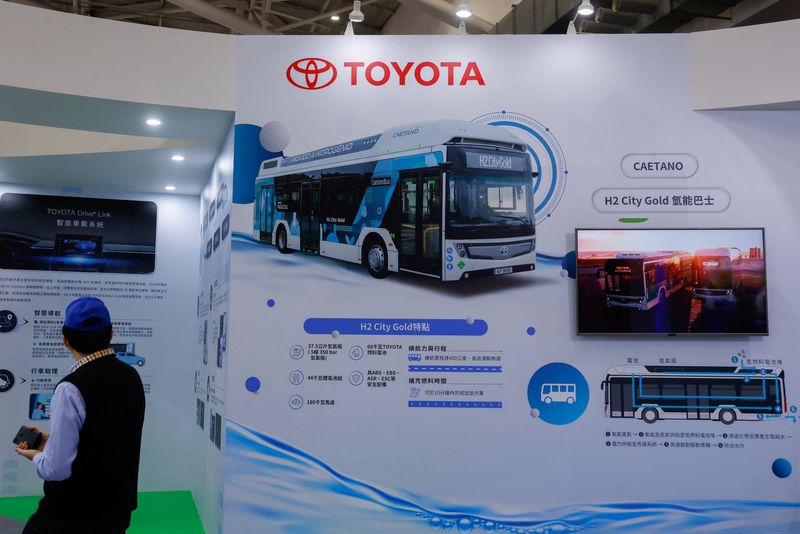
[0,491,204,533]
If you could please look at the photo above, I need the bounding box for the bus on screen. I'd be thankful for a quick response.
[604,252,691,311]
[693,247,743,302]
[252,120,538,282]
[602,365,786,425]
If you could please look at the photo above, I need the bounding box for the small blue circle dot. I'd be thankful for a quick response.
[266,299,276,308]
[526,327,536,336]
[772,458,792,478]
[245,376,261,393]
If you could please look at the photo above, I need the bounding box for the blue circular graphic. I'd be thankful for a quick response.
[527,363,589,425]
[772,458,792,478]
[526,327,536,336]
[266,299,276,308]
[245,376,261,393]
[472,112,567,225]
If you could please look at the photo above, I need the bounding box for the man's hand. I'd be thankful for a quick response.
[14,425,49,461]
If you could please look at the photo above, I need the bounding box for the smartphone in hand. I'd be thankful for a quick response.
[12,426,42,449]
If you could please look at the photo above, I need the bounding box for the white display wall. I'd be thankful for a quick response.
[0,184,200,496]
[224,34,800,532]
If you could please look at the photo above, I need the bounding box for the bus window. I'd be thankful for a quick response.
[568,385,575,393]
[421,177,440,261]
[543,385,551,394]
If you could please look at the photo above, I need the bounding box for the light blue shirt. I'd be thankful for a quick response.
[33,382,86,482]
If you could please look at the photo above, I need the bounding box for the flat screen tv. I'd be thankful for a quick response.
[576,228,768,335]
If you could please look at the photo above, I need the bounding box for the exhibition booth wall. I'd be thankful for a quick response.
[0,3,799,533]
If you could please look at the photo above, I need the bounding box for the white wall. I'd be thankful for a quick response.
[192,125,234,534]
[692,18,800,110]
[0,2,235,110]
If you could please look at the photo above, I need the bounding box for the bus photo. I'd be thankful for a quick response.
[252,120,538,282]
[604,252,692,311]
[602,364,787,424]
[692,247,743,302]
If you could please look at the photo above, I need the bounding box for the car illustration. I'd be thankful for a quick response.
[116,352,146,367]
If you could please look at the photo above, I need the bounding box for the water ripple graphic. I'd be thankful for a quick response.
[224,420,800,533]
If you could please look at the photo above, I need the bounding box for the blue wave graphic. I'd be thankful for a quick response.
[224,420,800,533]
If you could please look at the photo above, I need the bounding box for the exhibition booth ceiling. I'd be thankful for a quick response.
[0,85,233,194]
[5,0,799,36]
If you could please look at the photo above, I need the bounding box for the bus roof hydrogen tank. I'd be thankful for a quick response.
[253,120,538,281]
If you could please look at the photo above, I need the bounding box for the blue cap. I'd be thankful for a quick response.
[64,297,111,331]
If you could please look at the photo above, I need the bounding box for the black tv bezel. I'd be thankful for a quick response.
[574,227,769,337]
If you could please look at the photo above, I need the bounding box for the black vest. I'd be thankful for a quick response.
[40,354,146,520]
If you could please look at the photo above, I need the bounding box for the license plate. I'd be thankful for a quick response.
[493,267,513,275]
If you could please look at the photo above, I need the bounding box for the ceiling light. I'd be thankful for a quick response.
[331,14,340,21]
[456,1,472,18]
[165,185,176,191]
[349,0,364,23]
[577,0,594,16]
[171,155,185,162]
[145,118,161,126]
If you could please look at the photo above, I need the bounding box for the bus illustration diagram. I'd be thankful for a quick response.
[541,383,577,404]
[602,364,787,424]
[252,120,538,282]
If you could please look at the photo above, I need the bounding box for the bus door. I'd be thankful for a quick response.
[259,186,274,242]
[300,181,320,253]
[686,382,711,419]
[397,170,442,276]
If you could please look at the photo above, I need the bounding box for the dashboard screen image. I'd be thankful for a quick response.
[0,193,156,274]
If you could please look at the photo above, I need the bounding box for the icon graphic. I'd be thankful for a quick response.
[289,394,304,410]
[0,311,17,334]
[348,371,364,386]
[290,345,305,360]
[541,383,576,404]
[289,370,304,385]
[286,58,337,90]
[410,387,420,398]
[527,363,588,425]
[0,370,15,393]
[499,246,509,256]
[349,346,364,360]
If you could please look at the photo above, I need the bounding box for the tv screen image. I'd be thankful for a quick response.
[576,228,767,335]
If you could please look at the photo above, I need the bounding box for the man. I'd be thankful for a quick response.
[15,296,146,533]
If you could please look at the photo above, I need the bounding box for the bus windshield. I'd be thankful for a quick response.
[694,257,731,289]
[605,262,644,295]
[446,174,534,239]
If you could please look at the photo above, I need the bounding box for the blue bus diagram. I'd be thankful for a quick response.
[602,364,787,424]
[252,120,538,282]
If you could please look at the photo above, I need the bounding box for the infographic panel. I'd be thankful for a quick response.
[225,35,800,533]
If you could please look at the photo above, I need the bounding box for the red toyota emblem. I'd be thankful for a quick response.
[286,58,337,90]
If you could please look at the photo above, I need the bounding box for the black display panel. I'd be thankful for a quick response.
[0,193,156,274]
[576,228,768,335]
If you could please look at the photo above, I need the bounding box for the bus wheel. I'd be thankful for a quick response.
[642,408,659,424]
[544,397,552,404]
[364,238,389,279]
[719,409,736,425]
[276,227,292,254]
[567,397,575,405]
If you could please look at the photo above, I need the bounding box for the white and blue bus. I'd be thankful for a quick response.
[692,247,743,302]
[253,120,537,281]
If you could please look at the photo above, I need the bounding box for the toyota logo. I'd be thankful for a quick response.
[286,58,337,90]
[499,246,509,256]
